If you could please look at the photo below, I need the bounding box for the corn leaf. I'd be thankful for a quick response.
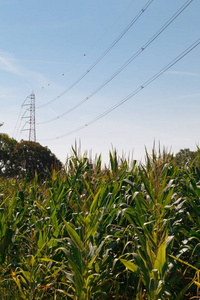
[120,259,138,272]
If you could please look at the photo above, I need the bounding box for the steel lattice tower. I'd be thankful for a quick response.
[21,93,36,142]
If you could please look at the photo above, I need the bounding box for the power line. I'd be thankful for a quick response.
[39,39,200,141]
[36,0,136,92]
[37,0,194,125]
[36,0,154,109]
[14,96,31,140]
[13,105,23,139]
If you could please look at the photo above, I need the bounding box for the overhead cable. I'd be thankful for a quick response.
[39,39,200,141]
[36,0,154,109]
[13,96,30,140]
[37,0,194,125]
[32,1,136,93]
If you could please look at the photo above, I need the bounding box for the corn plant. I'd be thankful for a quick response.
[120,151,180,299]
[0,147,200,299]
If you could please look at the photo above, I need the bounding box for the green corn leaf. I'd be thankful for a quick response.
[0,194,11,208]
[35,240,48,258]
[89,188,101,214]
[154,236,167,276]
[19,268,31,283]
[88,240,105,269]
[162,188,174,208]
[169,255,199,271]
[23,170,29,191]
[33,199,45,211]
[120,259,138,272]
[11,268,26,300]
[63,219,84,250]
[38,230,44,248]
[40,257,58,263]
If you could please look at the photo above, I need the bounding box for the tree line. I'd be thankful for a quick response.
[0,133,62,179]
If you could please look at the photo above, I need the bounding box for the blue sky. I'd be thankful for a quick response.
[0,0,200,164]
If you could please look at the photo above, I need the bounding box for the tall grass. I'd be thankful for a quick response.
[0,147,199,299]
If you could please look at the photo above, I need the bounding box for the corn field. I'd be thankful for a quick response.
[0,148,200,299]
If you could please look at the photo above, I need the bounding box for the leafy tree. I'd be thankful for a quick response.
[0,134,17,176]
[174,148,198,167]
[11,140,63,179]
[0,134,62,179]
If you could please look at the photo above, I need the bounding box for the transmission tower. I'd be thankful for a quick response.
[21,93,36,142]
